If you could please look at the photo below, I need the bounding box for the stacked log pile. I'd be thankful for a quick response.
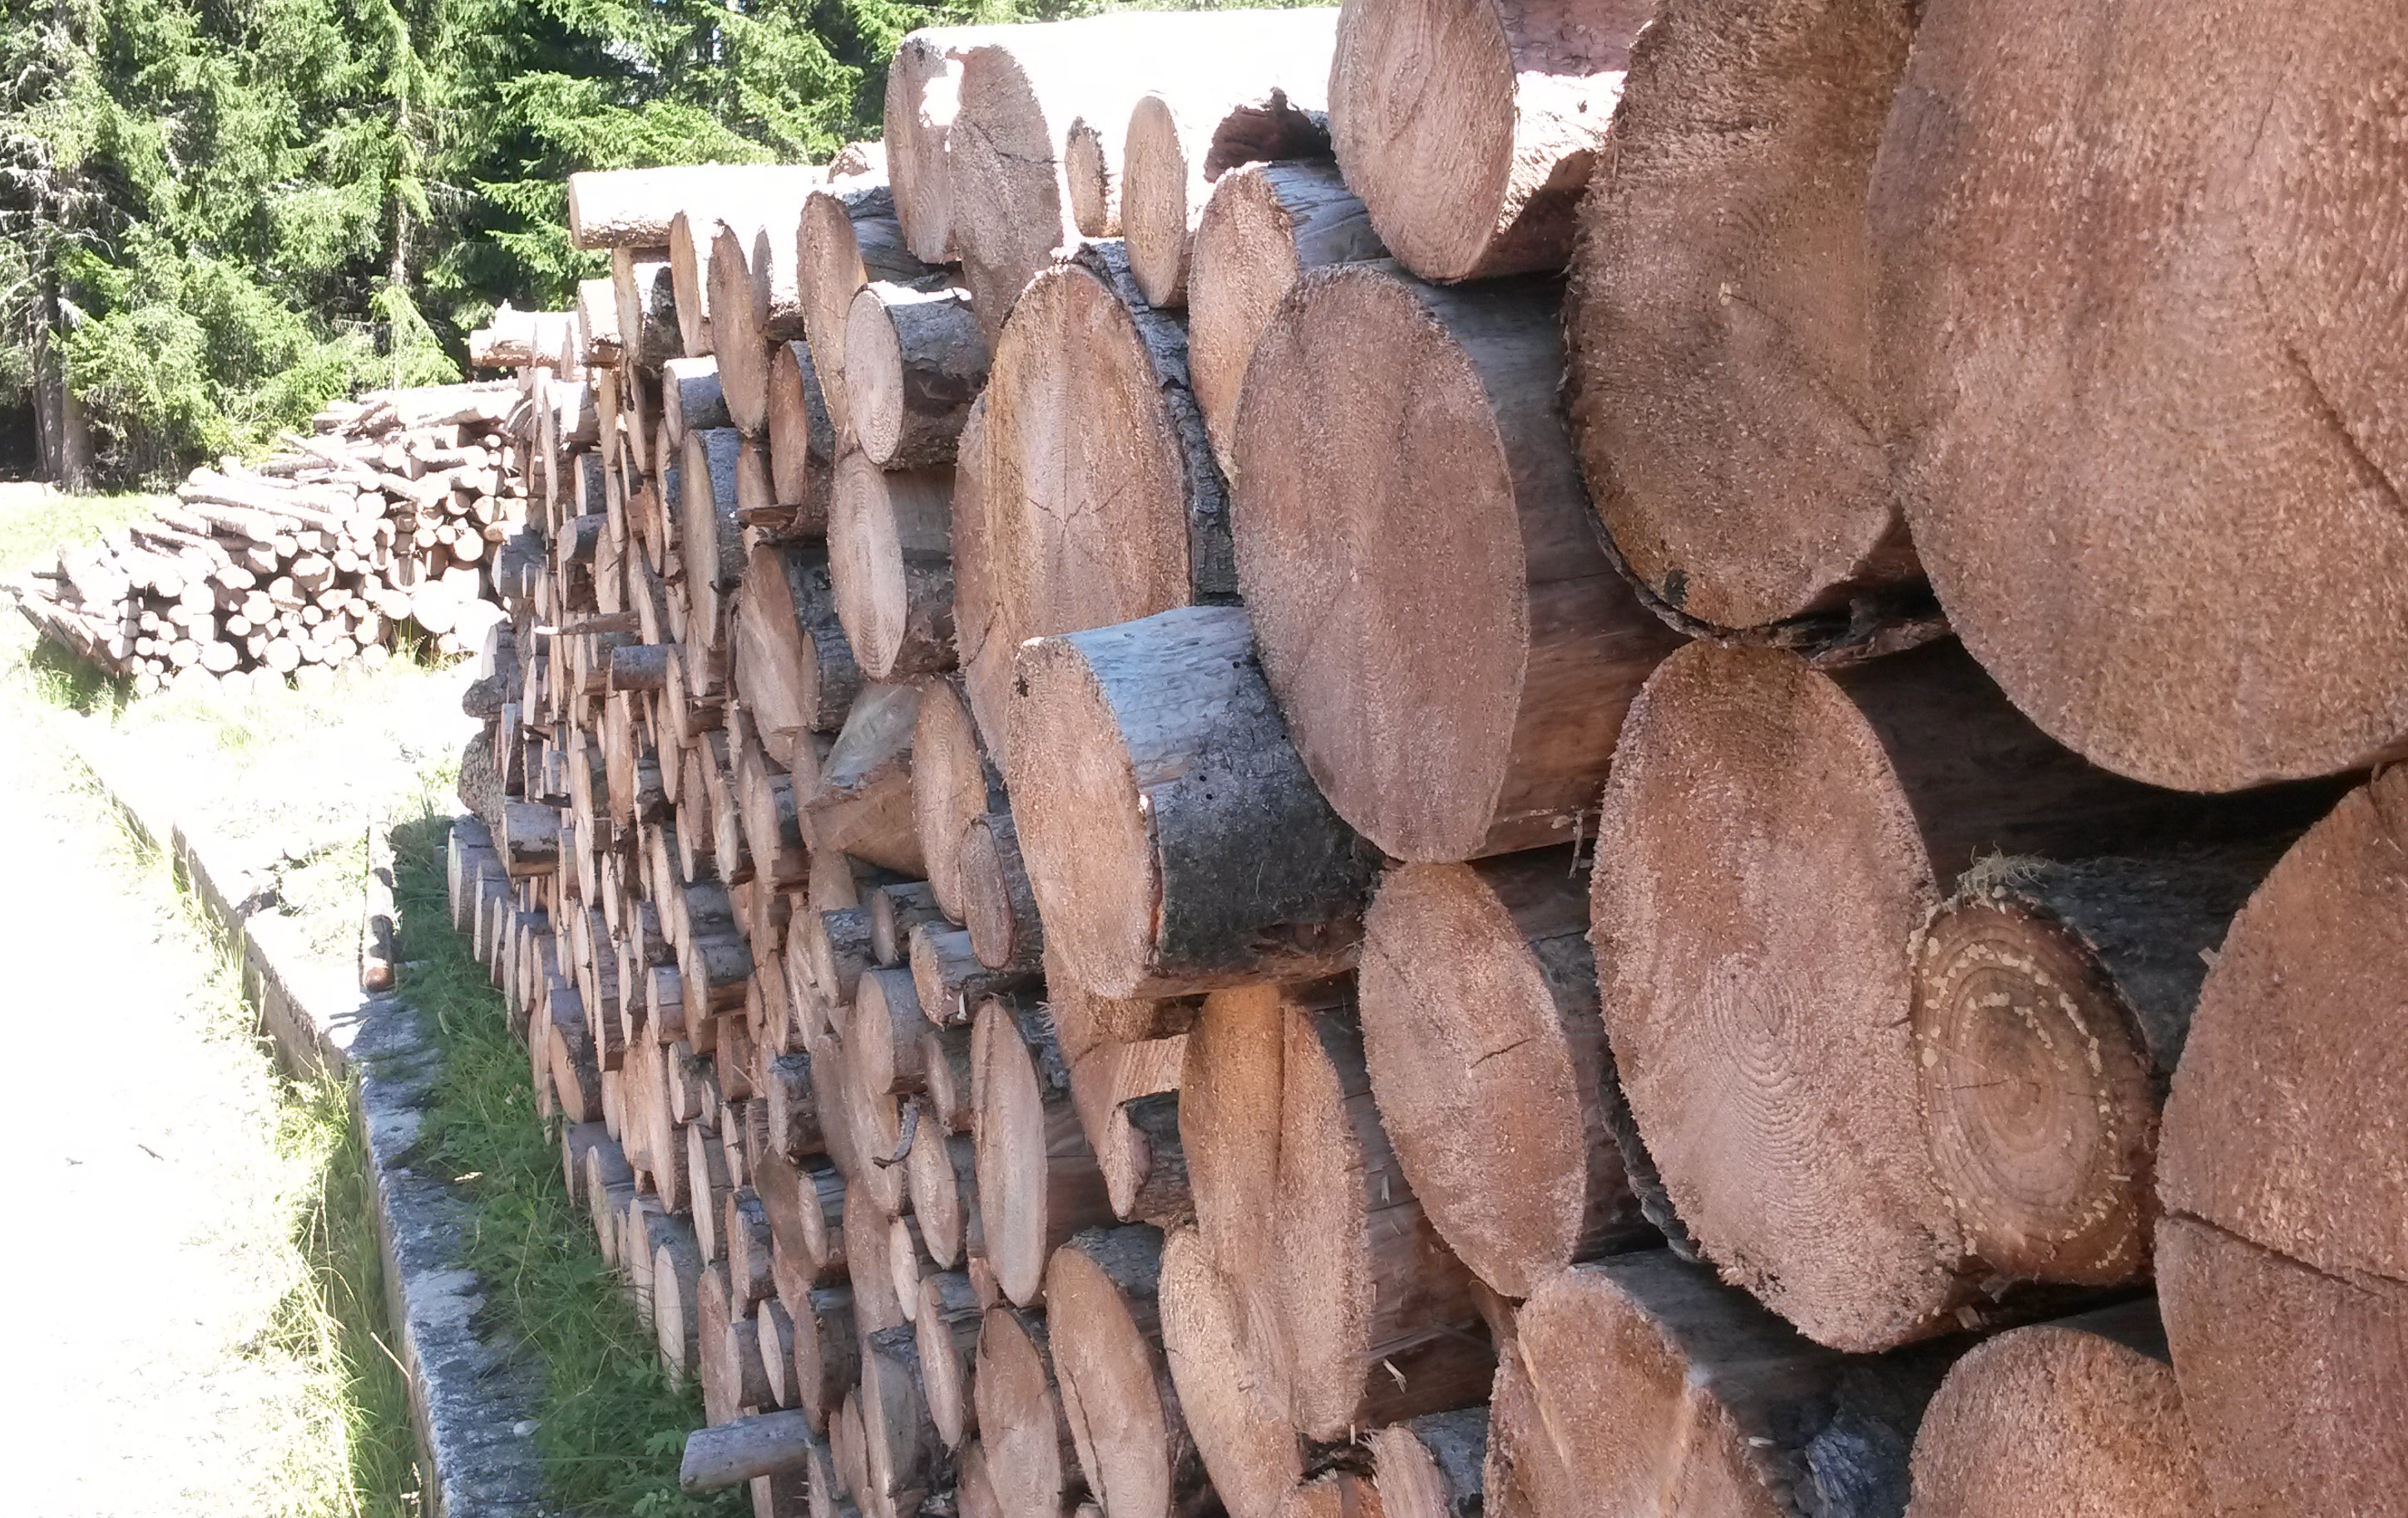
[8,381,527,691]
[443,4,2406,1518]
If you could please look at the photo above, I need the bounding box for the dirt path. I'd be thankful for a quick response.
[0,670,356,1514]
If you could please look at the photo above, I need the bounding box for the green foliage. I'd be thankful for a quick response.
[389,806,743,1516]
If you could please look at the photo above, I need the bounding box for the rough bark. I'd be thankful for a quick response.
[1234,260,1682,862]
[1005,606,1379,999]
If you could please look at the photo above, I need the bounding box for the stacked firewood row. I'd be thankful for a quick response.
[7,382,527,691]
[445,4,2406,1518]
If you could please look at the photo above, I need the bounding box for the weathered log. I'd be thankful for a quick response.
[847,280,990,468]
[799,183,928,436]
[1234,260,1681,861]
[735,544,860,769]
[976,1305,1084,1518]
[1186,161,1384,475]
[1120,75,1335,310]
[791,1284,863,1431]
[916,1269,986,1447]
[664,355,732,441]
[1066,1038,1187,1227]
[1905,1301,2210,1518]
[1358,849,1654,1298]
[973,997,1118,1306]
[969,241,1225,770]
[1909,847,2277,1287]
[1486,1252,1953,1518]
[1328,0,1649,281]
[1048,1226,1210,1518]
[869,880,946,968]
[682,1408,820,1491]
[907,1129,981,1269]
[1868,0,2408,790]
[959,811,1042,975]
[1593,638,2326,1351]
[860,1327,942,1518]
[828,452,955,681]
[1006,606,1378,998]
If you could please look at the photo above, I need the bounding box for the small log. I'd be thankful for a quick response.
[1367,1410,1486,1518]
[665,356,733,441]
[799,183,927,436]
[1187,161,1384,475]
[805,684,927,878]
[568,163,821,250]
[792,1283,863,1431]
[1120,82,1333,310]
[973,997,1118,1306]
[976,1305,1083,1518]
[653,1223,709,1378]
[1048,1226,1211,1518]
[916,1269,986,1447]
[735,544,861,765]
[847,280,990,468]
[682,1408,820,1491]
[1906,1300,2210,1518]
[907,1129,981,1268]
[682,427,748,644]
[861,1327,943,1518]
[1486,1252,1953,1518]
[1358,849,1654,1298]
[1007,606,1377,998]
[853,966,932,1095]
[846,1176,909,1333]
[960,811,1043,975]
[972,241,1224,773]
[912,674,1007,922]
[828,451,954,681]
[1234,260,1681,861]
[1328,0,1648,280]
[767,340,836,527]
[1067,1039,1187,1226]
[912,922,1039,1030]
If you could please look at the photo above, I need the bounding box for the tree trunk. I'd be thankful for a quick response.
[800,184,928,438]
[1328,0,1650,280]
[1565,0,1924,650]
[1358,849,1654,1299]
[1593,638,2329,1352]
[1234,261,1682,862]
[1120,77,1334,309]
[1868,0,2408,792]
[828,451,955,681]
[976,1306,1084,1518]
[1187,161,1384,476]
[1048,1226,1212,1518]
[973,997,1118,1306]
[1005,606,1379,999]
[1906,1300,2212,1518]
[1910,846,2280,1288]
[848,281,990,468]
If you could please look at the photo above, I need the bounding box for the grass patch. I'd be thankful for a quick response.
[0,487,168,576]
[389,804,740,1518]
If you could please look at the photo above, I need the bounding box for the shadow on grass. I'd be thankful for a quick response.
[22,634,131,716]
[388,809,739,1518]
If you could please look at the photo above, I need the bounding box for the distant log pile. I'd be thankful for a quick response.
[9,381,526,693]
[443,3,2407,1517]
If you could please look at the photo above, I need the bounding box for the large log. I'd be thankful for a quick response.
[1006,606,1378,999]
[1909,846,2277,1287]
[567,164,822,250]
[972,998,1117,1306]
[969,240,1224,770]
[2153,768,2408,1517]
[847,280,989,469]
[1186,161,1384,476]
[884,26,1021,263]
[1905,1301,2211,1518]
[1047,1227,1209,1518]
[1234,261,1680,861]
[1592,638,2326,1351]
[799,184,928,437]
[1328,0,1652,281]
[828,452,955,681]
[1357,849,1653,1298]
[1869,0,2408,790]
[945,10,1346,343]
[1114,25,1339,309]
[1486,1252,1952,1518]
[1566,0,1925,648]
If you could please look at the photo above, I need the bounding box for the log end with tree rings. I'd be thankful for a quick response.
[972,998,1114,1307]
[1005,606,1379,1000]
[1366,1411,1486,1518]
[1047,1229,1192,1518]
[799,183,912,436]
[2155,1216,2408,1518]
[1187,161,1387,477]
[1488,1252,1948,1518]
[1328,0,1649,282]
[1358,854,1649,1300]
[1120,94,1194,307]
[1911,905,2148,1286]
[709,220,773,436]
[949,43,1074,344]
[959,810,1043,974]
[886,27,991,264]
[1591,640,1965,1352]
[1062,116,1117,240]
[975,1306,1076,1518]
[1906,1305,2212,1518]
[912,675,1003,922]
[846,280,989,470]
[1157,1224,1303,1518]
[828,452,956,683]
[976,247,1226,748]
[1870,0,2408,792]
[1566,0,1924,646]
[2158,767,2408,1288]
[1234,261,1679,863]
